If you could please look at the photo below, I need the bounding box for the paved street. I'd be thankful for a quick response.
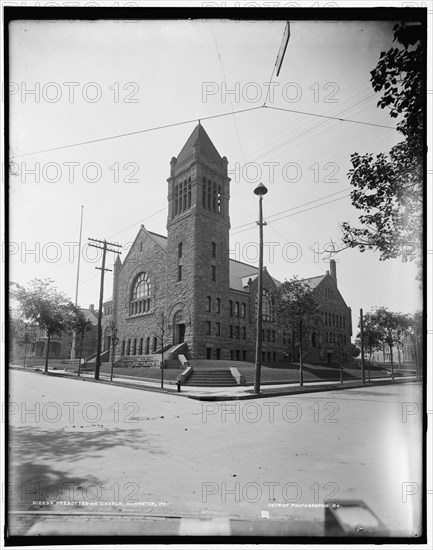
[8,370,422,537]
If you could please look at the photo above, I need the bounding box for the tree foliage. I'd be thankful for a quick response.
[405,310,423,379]
[357,312,383,363]
[11,278,75,372]
[8,310,36,364]
[348,343,360,359]
[341,22,424,271]
[272,277,322,385]
[364,307,410,380]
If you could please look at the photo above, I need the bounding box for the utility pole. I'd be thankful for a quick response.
[88,238,122,380]
[360,308,366,384]
[253,183,268,394]
[71,205,84,360]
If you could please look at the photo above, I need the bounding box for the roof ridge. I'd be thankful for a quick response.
[148,230,167,240]
[177,124,222,164]
[229,258,258,269]
[301,274,326,281]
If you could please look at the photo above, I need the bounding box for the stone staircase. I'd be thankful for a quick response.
[183,369,237,387]
[83,350,110,370]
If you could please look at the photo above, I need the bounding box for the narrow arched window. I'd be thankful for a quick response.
[188,177,192,209]
[234,301,239,317]
[203,177,207,208]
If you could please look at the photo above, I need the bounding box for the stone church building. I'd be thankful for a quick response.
[103,124,352,365]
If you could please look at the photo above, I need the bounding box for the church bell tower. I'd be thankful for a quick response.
[166,123,231,358]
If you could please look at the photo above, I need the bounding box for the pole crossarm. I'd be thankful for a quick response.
[88,243,123,255]
[88,237,122,248]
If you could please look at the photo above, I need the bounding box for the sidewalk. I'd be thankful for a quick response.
[9,364,420,401]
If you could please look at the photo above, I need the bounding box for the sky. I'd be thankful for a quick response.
[7,13,426,333]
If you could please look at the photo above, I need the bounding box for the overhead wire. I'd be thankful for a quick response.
[11,106,263,159]
[231,91,391,169]
[241,76,374,162]
[231,188,351,231]
[230,192,351,237]
[265,104,396,130]
[265,223,373,304]
[12,101,397,160]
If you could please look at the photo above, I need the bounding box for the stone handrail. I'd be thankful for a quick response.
[230,366,245,386]
[178,366,193,383]
[178,354,189,367]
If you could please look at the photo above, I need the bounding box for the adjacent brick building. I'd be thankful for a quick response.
[106,124,352,364]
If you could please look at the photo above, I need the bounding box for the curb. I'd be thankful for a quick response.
[187,377,419,401]
[9,366,180,395]
[10,366,419,401]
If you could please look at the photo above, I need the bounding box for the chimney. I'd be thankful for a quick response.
[330,260,337,286]
[89,304,95,313]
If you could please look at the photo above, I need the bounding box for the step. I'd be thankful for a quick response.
[186,383,237,386]
[186,383,238,387]
[190,374,233,380]
[184,369,238,387]
[189,370,233,375]
[188,376,236,379]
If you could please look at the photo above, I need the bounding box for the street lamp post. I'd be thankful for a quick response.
[254,182,268,394]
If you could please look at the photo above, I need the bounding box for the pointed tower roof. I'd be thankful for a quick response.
[176,123,222,165]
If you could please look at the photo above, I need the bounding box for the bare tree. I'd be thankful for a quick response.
[155,310,169,389]
[109,322,120,382]
[70,307,94,377]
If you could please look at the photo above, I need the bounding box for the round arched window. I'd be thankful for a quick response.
[130,273,152,315]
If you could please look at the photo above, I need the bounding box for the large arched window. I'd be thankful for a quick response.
[256,289,274,322]
[130,272,152,315]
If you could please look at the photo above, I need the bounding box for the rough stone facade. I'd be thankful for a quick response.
[104,125,352,364]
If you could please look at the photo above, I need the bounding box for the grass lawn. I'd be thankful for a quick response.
[97,360,393,385]
[13,358,408,385]
[99,364,181,382]
[237,361,391,384]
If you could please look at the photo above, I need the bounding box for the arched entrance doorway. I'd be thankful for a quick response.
[173,310,185,345]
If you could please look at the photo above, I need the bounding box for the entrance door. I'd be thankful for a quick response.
[177,323,185,344]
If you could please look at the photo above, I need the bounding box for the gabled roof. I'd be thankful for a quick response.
[177,123,222,165]
[148,231,167,250]
[80,308,98,325]
[121,226,167,266]
[229,259,259,292]
[302,275,326,290]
